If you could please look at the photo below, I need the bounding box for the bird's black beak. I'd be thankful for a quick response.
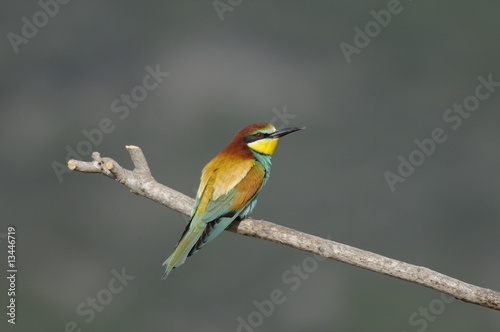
[269,127,305,139]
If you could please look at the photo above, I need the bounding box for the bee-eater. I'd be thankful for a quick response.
[162,122,304,279]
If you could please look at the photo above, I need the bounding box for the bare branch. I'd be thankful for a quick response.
[68,146,500,311]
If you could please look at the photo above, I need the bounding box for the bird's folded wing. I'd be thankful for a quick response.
[188,162,265,255]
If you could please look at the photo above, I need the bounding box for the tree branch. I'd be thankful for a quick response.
[68,145,500,311]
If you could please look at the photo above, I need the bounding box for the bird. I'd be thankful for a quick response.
[162,122,304,279]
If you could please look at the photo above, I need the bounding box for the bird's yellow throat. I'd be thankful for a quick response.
[247,138,279,155]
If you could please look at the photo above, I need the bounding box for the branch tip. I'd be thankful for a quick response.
[91,152,101,160]
[67,159,77,170]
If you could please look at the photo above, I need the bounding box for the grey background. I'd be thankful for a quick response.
[1,1,500,331]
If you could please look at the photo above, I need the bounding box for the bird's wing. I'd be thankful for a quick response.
[187,160,266,255]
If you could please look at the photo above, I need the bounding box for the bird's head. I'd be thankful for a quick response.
[240,122,305,156]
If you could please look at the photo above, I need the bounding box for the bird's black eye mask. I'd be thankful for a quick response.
[244,132,270,143]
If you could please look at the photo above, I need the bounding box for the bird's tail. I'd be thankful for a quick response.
[162,224,204,279]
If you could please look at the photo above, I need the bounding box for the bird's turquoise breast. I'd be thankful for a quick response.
[237,154,272,219]
[253,153,272,182]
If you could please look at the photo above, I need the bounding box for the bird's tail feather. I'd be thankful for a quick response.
[162,225,204,279]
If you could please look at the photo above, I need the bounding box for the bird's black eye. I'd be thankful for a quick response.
[254,132,264,139]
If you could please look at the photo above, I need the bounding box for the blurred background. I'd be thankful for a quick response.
[1,1,500,331]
